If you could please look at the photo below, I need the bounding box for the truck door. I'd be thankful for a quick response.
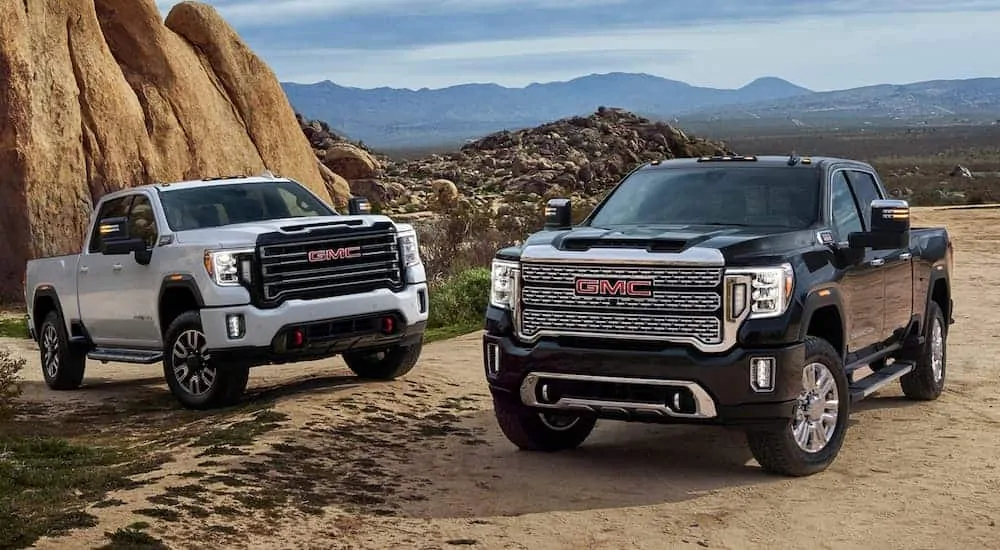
[117,192,163,348]
[829,169,884,354]
[77,194,135,346]
[845,169,912,345]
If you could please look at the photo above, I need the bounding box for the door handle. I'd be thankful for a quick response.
[112,263,123,271]
[79,266,89,273]
[870,258,885,267]
[899,252,912,260]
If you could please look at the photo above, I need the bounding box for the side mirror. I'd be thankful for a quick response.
[99,216,152,265]
[348,197,371,215]
[847,199,910,250]
[544,198,572,230]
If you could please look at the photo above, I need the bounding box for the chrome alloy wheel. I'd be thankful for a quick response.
[792,362,840,453]
[171,329,217,396]
[538,412,581,431]
[930,317,945,383]
[41,323,60,379]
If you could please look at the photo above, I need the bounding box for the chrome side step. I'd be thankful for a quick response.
[519,372,718,419]
[849,361,914,403]
[87,348,163,365]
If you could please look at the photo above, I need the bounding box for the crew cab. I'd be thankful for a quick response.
[24,173,428,409]
[483,154,954,476]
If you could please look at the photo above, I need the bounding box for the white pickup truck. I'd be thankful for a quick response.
[23,174,429,409]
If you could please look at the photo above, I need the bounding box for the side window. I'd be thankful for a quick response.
[846,170,883,230]
[830,171,863,242]
[128,194,159,249]
[88,196,132,253]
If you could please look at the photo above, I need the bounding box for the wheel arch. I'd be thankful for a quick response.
[157,275,205,336]
[799,287,846,360]
[31,286,66,340]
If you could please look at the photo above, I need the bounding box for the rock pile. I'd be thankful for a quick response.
[372,107,732,213]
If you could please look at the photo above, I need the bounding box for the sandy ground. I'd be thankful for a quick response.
[4,206,1000,550]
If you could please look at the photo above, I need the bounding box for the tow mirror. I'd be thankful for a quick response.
[847,199,910,250]
[98,216,152,265]
[348,197,371,215]
[544,198,572,230]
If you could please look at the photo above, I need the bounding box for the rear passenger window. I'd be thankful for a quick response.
[88,196,133,253]
[830,171,863,242]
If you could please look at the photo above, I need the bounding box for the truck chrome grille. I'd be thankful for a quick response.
[517,262,725,346]
[256,226,402,305]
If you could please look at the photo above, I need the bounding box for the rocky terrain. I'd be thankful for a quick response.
[0,0,340,302]
[297,106,732,216]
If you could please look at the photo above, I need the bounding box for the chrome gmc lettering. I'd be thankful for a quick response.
[307,246,361,262]
[574,278,653,297]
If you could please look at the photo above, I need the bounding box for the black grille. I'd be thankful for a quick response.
[254,222,402,306]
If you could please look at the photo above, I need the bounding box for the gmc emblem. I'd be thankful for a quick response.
[574,278,653,297]
[307,246,361,262]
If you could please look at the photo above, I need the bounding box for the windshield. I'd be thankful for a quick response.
[158,180,336,231]
[586,166,821,229]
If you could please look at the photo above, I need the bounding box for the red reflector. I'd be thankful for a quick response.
[382,317,394,333]
[292,329,304,346]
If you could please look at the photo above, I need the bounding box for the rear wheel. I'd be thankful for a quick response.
[492,392,596,452]
[162,311,249,410]
[746,336,850,477]
[899,302,947,400]
[38,310,87,390]
[343,341,422,380]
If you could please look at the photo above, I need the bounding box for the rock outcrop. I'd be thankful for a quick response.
[375,107,731,213]
[0,0,338,301]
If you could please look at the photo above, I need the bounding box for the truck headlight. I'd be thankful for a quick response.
[204,248,254,286]
[398,231,421,268]
[490,259,519,310]
[726,263,793,319]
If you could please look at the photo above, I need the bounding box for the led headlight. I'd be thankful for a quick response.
[204,248,254,286]
[726,263,794,320]
[490,259,519,310]
[398,231,421,268]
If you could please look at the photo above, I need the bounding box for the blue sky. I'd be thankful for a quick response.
[156,0,1000,91]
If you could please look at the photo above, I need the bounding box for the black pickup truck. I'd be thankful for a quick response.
[483,154,954,477]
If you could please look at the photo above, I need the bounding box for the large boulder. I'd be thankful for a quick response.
[322,142,381,181]
[0,0,340,301]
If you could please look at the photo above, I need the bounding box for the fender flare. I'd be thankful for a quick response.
[797,286,848,358]
[30,286,67,342]
[156,274,206,310]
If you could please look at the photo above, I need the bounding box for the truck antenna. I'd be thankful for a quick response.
[787,150,800,166]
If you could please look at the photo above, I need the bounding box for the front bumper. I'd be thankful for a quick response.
[483,333,805,429]
[200,283,429,366]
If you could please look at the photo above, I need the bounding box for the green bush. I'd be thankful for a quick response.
[0,346,25,420]
[427,267,490,330]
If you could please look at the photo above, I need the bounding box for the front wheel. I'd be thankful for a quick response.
[492,392,596,452]
[38,310,87,390]
[746,335,850,477]
[343,341,422,380]
[162,311,249,410]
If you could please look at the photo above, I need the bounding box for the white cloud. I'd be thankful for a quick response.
[267,9,1000,91]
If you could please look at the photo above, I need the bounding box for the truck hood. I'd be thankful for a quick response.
[517,223,820,263]
[172,215,407,249]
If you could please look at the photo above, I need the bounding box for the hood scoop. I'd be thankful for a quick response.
[560,234,688,253]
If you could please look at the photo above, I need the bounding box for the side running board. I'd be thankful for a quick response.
[87,348,163,365]
[848,361,914,403]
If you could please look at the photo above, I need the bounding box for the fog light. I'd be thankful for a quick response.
[226,314,245,339]
[485,342,500,377]
[750,357,775,392]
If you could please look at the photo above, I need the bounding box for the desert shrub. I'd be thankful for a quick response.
[0,346,25,419]
[427,267,490,329]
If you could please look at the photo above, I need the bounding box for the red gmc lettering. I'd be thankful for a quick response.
[574,278,652,297]
[307,246,361,262]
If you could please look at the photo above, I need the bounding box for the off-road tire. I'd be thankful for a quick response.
[38,310,87,390]
[343,341,422,380]
[492,392,597,452]
[162,311,249,410]
[898,301,947,401]
[746,336,850,477]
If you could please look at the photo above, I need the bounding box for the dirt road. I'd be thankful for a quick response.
[5,206,1000,550]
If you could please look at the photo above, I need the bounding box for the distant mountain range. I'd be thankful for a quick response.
[280,73,1000,149]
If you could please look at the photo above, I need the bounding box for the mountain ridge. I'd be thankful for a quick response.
[281,72,998,148]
